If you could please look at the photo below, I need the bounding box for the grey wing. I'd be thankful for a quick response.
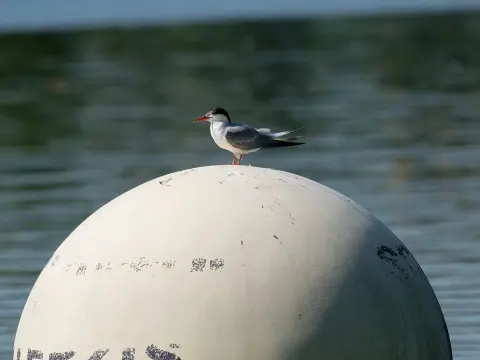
[225,125,267,151]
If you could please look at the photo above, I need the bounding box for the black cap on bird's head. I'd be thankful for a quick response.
[193,106,230,123]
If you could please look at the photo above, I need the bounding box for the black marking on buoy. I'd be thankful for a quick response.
[146,345,180,360]
[130,257,151,272]
[396,244,411,259]
[162,260,175,269]
[16,348,21,360]
[209,258,224,270]
[377,244,415,280]
[159,177,173,186]
[27,349,43,360]
[76,264,87,276]
[49,351,75,360]
[88,349,109,360]
[50,254,60,267]
[191,258,207,272]
[122,348,135,360]
[289,213,296,225]
[169,344,180,349]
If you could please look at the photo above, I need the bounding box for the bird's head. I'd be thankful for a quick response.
[193,106,230,123]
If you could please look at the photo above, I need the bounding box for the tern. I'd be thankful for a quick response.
[193,106,305,165]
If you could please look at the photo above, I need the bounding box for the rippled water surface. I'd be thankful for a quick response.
[1,11,479,359]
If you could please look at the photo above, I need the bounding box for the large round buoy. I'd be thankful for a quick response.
[14,165,451,360]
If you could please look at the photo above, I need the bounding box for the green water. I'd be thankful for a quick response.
[1,11,479,359]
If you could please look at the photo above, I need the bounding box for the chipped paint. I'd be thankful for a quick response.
[27,349,42,360]
[158,177,173,186]
[145,345,179,360]
[273,235,282,244]
[122,348,135,360]
[209,258,225,270]
[88,349,109,360]
[18,346,178,360]
[50,254,60,268]
[129,257,151,272]
[49,351,75,360]
[191,258,207,272]
[377,244,422,281]
[76,264,87,276]
[161,260,175,269]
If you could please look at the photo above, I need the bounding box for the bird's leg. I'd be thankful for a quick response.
[232,154,238,165]
[238,155,244,165]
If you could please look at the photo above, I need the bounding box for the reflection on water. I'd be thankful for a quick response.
[1,11,479,359]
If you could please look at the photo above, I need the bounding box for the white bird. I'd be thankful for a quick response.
[193,106,305,165]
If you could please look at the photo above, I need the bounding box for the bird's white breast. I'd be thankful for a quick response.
[210,122,238,154]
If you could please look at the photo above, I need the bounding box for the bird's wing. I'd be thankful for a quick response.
[225,125,266,151]
[256,128,271,134]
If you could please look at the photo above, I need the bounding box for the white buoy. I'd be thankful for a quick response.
[14,165,451,360]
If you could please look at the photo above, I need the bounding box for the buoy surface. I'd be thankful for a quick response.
[14,165,452,360]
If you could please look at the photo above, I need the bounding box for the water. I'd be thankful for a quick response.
[1,11,480,359]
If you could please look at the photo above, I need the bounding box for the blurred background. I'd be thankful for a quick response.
[1,1,479,359]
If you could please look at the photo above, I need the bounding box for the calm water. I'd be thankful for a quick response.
[1,11,480,359]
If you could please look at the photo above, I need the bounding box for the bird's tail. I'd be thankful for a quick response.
[271,127,305,141]
[261,138,305,148]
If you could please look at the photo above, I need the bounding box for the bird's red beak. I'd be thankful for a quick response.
[193,115,210,123]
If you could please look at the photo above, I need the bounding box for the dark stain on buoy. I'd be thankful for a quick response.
[50,254,60,267]
[289,213,296,226]
[122,348,135,360]
[159,177,173,186]
[210,258,225,270]
[191,258,207,272]
[130,257,151,272]
[49,351,75,360]
[27,349,42,360]
[377,244,416,280]
[146,345,180,360]
[76,264,87,276]
[396,244,411,259]
[89,349,110,360]
[162,260,175,269]
[169,344,181,349]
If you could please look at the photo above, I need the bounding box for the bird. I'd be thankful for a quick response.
[193,106,305,165]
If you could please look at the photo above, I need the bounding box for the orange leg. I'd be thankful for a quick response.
[231,155,238,165]
[237,155,244,165]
